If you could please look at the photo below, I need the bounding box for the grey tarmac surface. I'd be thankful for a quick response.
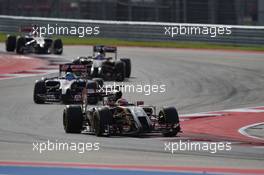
[0,44,264,169]
[246,124,264,140]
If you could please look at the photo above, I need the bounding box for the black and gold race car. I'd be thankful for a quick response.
[63,86,181,137]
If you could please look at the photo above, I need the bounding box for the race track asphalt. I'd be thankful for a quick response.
[0,44,264,171]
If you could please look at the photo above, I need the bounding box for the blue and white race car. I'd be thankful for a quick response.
[33,64,103,104]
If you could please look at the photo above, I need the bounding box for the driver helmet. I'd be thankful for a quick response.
[65,72,75,81]
[117,98,129,106]
[99,48,105,55]
[95,49,105,60]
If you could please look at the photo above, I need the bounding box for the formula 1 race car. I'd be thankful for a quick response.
[63,90,181,137]
[5,30,63,54]
[33,64,103,104]
[72,45,131,81]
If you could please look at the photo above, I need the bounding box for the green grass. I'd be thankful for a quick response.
[0,33,6,42]
[1,33,264,51]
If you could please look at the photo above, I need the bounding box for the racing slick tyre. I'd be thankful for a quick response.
[93,107,113,136]
[100,62,113,80]
[16,36,26,54]
[6,35,16,52]
[33,80,46,104]
[63,105,83,133]
[53,39,63,55]
[114,61,126,82]
[120,58,131,78]
[159,107,181,137]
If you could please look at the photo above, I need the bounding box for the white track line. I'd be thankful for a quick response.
[238,122,264,141]
[181,107,264,141]
[224,109,264,113]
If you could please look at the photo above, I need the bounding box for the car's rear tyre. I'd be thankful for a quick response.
[16,36,26,54]
[114,61,126,82]
[120,58,131,78]
[6,35,16,52]
[33,80,46,104]
[159,107,180,137]
[93,107,113,136]
[53,39,63,55]
[63,106,83,133]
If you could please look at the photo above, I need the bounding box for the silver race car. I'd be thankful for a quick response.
[6,26,63,54]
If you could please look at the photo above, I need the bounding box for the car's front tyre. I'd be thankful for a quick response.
[33,80,46,104]
[63,105,83,133]
[93,107,113,136]
[159,106,181,137]
[6,35,16,52]
[53,39,63,55]
[114,61,126,82]
[120,58,131,78]
[16,36,26,54]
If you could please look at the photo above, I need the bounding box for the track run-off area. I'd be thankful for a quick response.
[0,44,264,174]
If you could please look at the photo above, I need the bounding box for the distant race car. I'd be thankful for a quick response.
[33,64,104,104]
[5,27,63,55]
[72,45,131,81]
[63,88,181,137]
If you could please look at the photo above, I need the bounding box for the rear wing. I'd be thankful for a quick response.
[82,85,122,107]
[20,26,33,33]
[19,25,39,36]
[93,45,117,59]
[59,64,88,78]
[93,45,117,53]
